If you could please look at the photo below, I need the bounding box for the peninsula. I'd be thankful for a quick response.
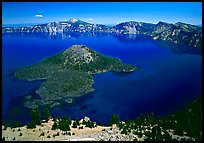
[15,45,137,109]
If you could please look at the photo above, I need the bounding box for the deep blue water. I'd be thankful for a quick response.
[2,32,202,126]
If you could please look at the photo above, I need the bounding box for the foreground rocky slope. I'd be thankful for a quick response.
[2,18,202,48]
[2,117,135,141]
[15,45,136,109]
[2,96,201,141]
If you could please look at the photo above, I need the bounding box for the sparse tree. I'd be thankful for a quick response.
[52,116,58,130]
[72,121,78,128]
[67,116,71,125]
[31,109,41,125]
[43,108,51,122]
[27,121,36,129]
[76,118,80,126]
[109,114,120,126]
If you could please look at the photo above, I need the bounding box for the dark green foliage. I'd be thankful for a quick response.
[173,96,202,140]
[52,116,70,131]
[163,130,172,141]
[61,116,68,131]
[67,116,71,125]
[82,119,86,125]
[58,118,62,130]
[84,120,95,128]
[117,122,123,130]
[109,114,120,126]
[121,128,128,135]
[51,121,58,130]
[62,116,67,123]
[76,118,80,126]
[11,121,23,128]
[27,121,36,129]
[2,121,9,130]
[72,121,78,128]
[174,123,184,136]
[15,45,136,109]
[27,109,41,129]
[45,52,64,65]
[43,108,51,122]
[61,119,69,131]
[116,96,202,141]
[31,109,41,125]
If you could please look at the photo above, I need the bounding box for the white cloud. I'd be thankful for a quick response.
[35,14,43,18]
[87,18,94,21]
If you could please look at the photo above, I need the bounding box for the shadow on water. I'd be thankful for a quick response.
[2,32,109,40]
[112,33,152,43]
[3,32,202,56]
[2,85,42,127]
[152,39,202,56]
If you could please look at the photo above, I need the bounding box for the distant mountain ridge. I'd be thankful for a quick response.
[2,18,202,48]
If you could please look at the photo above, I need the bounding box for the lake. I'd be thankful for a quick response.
[2,32,202,126]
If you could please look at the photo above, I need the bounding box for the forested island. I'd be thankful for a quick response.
[15,45,137,109]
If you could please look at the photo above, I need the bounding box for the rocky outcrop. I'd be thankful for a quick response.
[149,22,202,48]
[2,18,111,33]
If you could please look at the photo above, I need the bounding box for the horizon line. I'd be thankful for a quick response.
[2,19,202,27]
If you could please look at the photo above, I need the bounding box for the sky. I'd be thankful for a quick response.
[2,2,202,26]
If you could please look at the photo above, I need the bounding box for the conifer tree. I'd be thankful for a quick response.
[76,118,80,126]
[109,114,120,126]
[72,121,78,128]
[67,116,71,125]
[43,108,51,122]
[52,119,58,130]
[31,109,41,125]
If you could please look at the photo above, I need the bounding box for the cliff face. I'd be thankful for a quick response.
[2,19,111,33]
[149,22,202,48]
[2,18,202,48]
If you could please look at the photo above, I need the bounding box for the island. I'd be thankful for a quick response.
[15,45,137,109]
